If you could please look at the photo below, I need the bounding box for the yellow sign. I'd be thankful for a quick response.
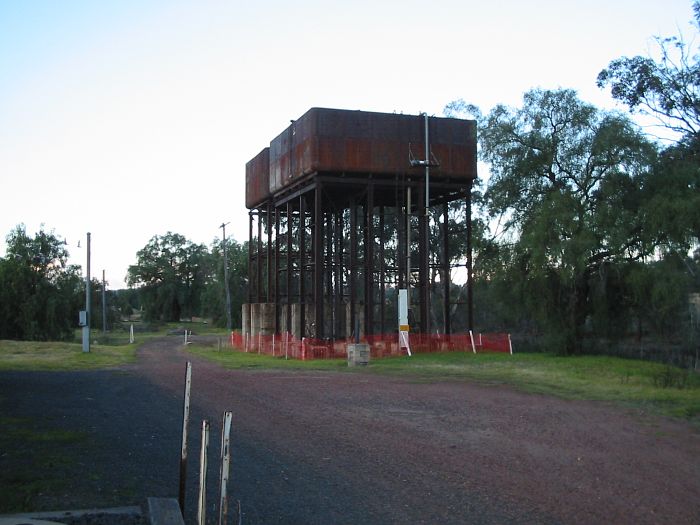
[399,324,410,332]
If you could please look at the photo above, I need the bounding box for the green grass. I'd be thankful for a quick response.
[188,345,700,421]
[0,339,138,371]
[187,344,348,371]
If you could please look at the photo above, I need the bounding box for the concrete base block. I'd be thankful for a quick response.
[347,343,370,367]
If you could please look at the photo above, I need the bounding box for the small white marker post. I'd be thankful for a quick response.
[508,333,513,355]
[197,420,210,525]
[129,323,135,344]
[398,289,412,357]
[218,411,233,525]
[469,330,477,354]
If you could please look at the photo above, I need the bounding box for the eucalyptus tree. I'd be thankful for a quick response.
[598,2,699,251]
[468,89,656,353]
[0,225,83,340]
[127,232,209,322]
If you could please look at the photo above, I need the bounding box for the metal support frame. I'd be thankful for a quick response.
[246,173,473,342]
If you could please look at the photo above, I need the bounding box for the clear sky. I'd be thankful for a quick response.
[0,0,696,288]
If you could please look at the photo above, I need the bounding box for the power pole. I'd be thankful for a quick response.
[102,269,107,334]
[82,232,91,353]
[220,222,233,330]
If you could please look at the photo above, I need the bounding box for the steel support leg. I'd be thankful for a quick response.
[443,203,451,335]
[314,184,324,338]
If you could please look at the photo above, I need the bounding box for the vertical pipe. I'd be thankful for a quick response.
[397,179,405,290]
[443,203,451,335]
[424,113,430,211]
[179,361,192,513]
[197,420,209,525]
[406,187,411,297]
[314,184,324,338]
[218,411,233,525]
[102,269,107,334]
[423,114,431,337]
[299,195,306,337]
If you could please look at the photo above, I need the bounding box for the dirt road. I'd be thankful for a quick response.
[1,337,699,524]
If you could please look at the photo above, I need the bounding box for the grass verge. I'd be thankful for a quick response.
[0,416,87,512]
[188,345,700,421]
[0,340,138,371]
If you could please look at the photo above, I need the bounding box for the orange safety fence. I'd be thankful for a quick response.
[229,330,512,360]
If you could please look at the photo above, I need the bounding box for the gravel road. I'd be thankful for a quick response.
[1,337,699,524]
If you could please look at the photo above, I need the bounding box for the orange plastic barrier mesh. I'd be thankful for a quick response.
[228,331,512,360]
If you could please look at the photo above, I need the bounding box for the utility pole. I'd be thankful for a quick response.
[410,113,438,335]
[82,232,91,353]
[220,222,233,330]
[102,270,107,334]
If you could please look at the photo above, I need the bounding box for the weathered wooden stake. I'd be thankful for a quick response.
[197,420,210,525]
[218,411,233,525]
[179,361,192,513]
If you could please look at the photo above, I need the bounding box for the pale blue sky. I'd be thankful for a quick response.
[0,0,696,287]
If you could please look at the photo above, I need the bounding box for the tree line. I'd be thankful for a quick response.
[0,226,248,340]
[446,3,699,354]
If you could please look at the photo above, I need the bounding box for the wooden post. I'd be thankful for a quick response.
[197,420,210,525]
[218,411,233,525]
[178,362,192,513]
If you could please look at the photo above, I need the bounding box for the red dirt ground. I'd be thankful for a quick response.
[135,338,700,524]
